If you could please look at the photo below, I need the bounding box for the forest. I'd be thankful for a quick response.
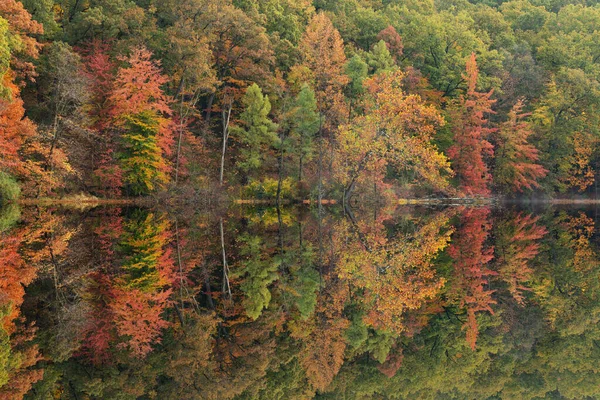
[3,0,600,399]
[3,0,600,205]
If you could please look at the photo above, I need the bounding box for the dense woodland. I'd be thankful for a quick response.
[4,0,600,399]
[4,0,600,203]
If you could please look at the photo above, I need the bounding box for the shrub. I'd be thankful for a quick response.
[0,171,20,205]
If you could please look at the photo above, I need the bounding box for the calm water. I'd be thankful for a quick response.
[1,203,599,399]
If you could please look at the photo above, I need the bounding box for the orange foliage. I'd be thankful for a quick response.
[0,0,43,78]
[564,131,597,192]
[0,73,35,173]
[299,12,349,128]
[496,213,547,304]
[448,207,496,350]
[335,70,452,195]
[448,53,496,196]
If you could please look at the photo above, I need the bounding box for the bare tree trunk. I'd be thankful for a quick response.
[220,100,233,186]
[317,117,324,206]
[220,218,232,300]
[276,142,284,207]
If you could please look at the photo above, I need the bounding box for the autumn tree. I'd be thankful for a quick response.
[109,47,174,195]
[334,70,452,200]
[447,207,496,350]
[447,53,496,196]
[0,0,43,79]
[82,42,123,196]
[376,25,403,62]
[494,100,547,193]
[298,12,348,129]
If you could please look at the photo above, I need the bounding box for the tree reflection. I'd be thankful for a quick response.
[3,204,600,398]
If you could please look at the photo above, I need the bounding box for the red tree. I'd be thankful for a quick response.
[376,25,403,61]
[448,53,496,196]
[448,207,496,350]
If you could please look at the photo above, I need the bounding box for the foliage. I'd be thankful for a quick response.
[0,171,20,205]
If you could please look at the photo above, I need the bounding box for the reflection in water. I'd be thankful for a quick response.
[1,204,600,398]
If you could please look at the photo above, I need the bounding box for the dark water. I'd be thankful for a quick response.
[1,202,599,399]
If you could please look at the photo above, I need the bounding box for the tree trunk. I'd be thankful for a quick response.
[276,142,284,207]
[220,101,232,186]
[220,218,232,300]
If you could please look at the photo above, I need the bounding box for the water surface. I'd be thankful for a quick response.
[1,203,599,399]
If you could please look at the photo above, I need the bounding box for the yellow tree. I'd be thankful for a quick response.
[334,70,452,200]
[298,12,349,130]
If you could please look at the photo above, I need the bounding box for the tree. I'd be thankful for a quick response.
[376,25,403,62]
[0,0,43,79]
[366,40,396,74]
[230,84,278,177]
[40,42,90,181]
[288,84,320,182]
[119,111,169,195]
[344,54,368,118]
[109,47,174,195]
[298,12,349,130]
[447,207,496,350]
[447,53,496,196]
[494,100,547,193]
[334,70,452,200]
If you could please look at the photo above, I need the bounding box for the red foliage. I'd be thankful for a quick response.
[376,25,403,61]
[82,41,117,131]
[448,207,496,350]
[79,273,116,365]
[109,47,171,119]
[110,288,171,357]
[448,53,496,196]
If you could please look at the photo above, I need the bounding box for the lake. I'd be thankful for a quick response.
[1,202,599,399]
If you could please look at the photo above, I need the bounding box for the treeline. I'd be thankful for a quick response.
[2,0,600,200]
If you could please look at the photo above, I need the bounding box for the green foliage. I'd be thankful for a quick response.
[0,171,21,205]
[231,84,279,175]
[0,202,20,233]
[0,17,10,98]
[0,307,11,388]
[345,54,368,98]
[119,111,167,196]
[21,0,60,38]
[244,177,296,199]
[233,235,279,320]
[366,40,396,74]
